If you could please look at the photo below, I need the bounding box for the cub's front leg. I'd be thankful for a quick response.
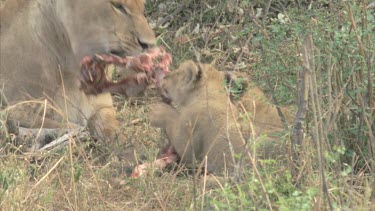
[149,103,179,129]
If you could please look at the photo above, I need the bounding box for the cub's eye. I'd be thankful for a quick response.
[110,1,127,15]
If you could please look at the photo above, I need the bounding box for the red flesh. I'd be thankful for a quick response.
[79,47,172,96]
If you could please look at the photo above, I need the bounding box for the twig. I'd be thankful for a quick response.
[201,156,208,211]
[266,79,288,130]
[34,100,48,140]
[304,34,333,210]
[291,36,310,171]
[38,127,88,151]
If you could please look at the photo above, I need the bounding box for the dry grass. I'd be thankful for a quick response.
[1,0,374,210]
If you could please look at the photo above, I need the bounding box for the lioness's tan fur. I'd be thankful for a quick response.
[0,0,156,141]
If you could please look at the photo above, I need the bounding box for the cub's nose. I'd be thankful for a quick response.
[138,38,155,50]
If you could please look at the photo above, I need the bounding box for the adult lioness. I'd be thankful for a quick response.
[0,0,156,141]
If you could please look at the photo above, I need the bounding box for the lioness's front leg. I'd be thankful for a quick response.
[87,107,124,142]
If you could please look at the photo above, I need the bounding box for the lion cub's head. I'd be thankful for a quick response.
[159,61,205,106]
[159,60,245,106]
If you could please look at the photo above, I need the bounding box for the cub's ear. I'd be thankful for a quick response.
[180,60,203,84]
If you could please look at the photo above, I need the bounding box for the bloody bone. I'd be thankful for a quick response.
[80,47,172,96]
[130,145,179,178]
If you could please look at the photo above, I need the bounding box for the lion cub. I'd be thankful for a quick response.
[130,60,296,178]
[131,61,247,177]
[132,61,293,177]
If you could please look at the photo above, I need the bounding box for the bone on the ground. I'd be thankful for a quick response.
[130,155,177,178]
[130,145,179,178]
